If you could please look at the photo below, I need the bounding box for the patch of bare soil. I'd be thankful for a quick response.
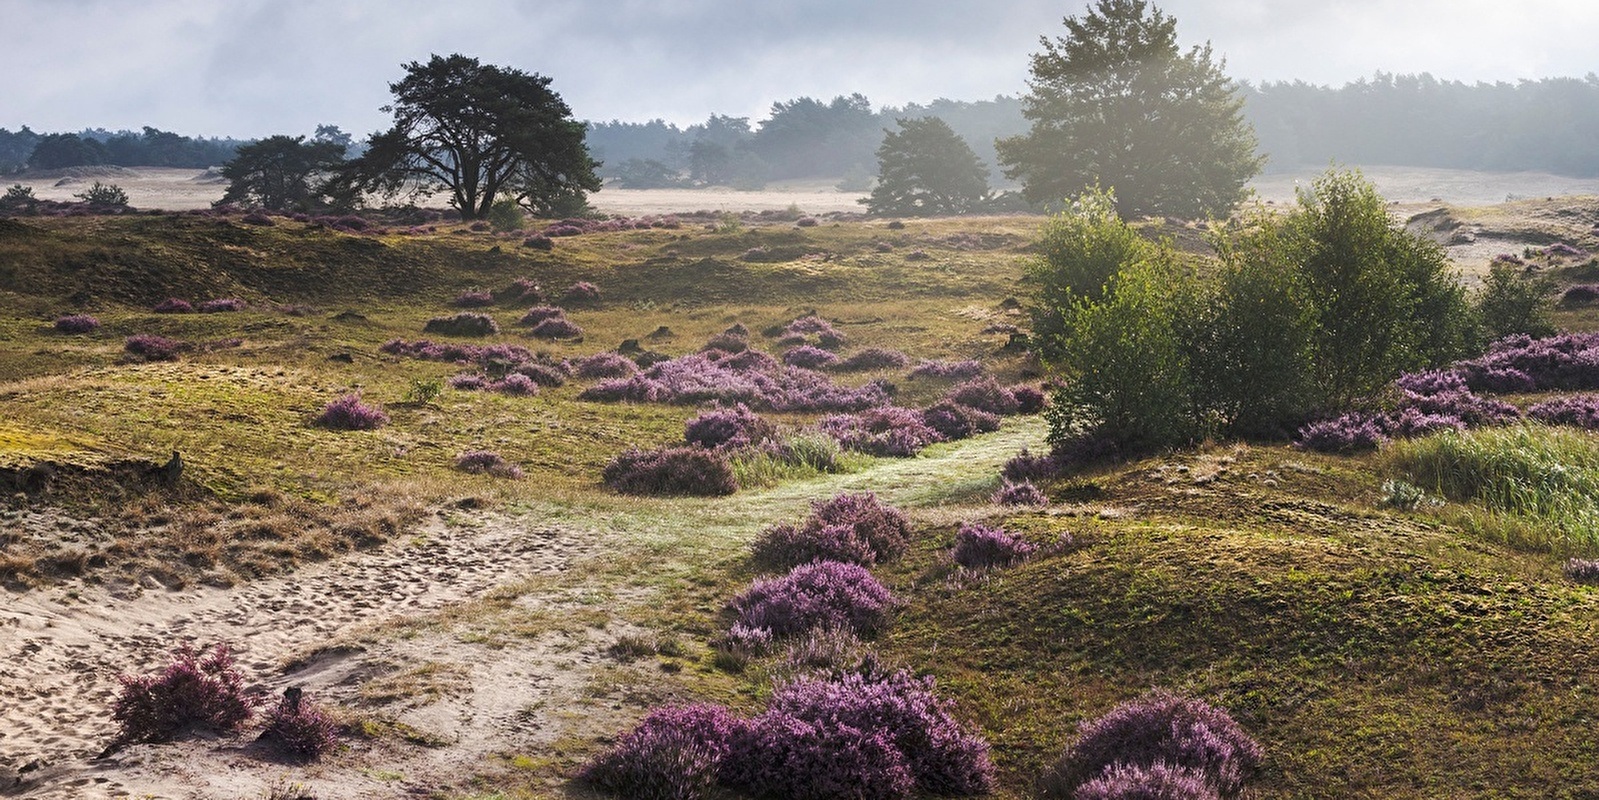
[0,507,631,799]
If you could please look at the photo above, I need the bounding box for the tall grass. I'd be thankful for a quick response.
[1385,424,1599,553]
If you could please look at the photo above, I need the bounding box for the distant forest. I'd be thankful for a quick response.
[4,74,1596,186]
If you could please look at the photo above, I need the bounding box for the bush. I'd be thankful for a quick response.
[1476,261,1555,339]
[835,348,910,371]
[517,305,566,327]
[1294,412,1387,453]
[490,373,540,395]
[723,712,914,800]
[1072,763,1221,800]
[819,406,944,457]
[1011,385,1048,414]
[751,523,877,570]
[1002,448,1062,483]
[453,450,524,478]
[499,277,543,304]
[448,372,487,391]
[993,479,1048,507]
[922,400,1001,442]
[454,289,496,307]
[604,446,738,496]
[1457,332,1599,392]
[76,181,129,207]
[125,333,183,361]
[54,314,100,334]
[260,690,339,762]
[782,345,839,369]
[685,403,774,449]
[423,312,499,337]
[152,297,194,314]
[574,351,640,379]
[530,317,584,339]
[808,491,912,563]
[110,644,260,746]
[486,197,525,231]
[1561,284,1599,305]
[199,298,245,313]
[945,377,1021,415]
[581,704,738,800]
[314,393,389,430]
[1040,691,1261,800]
[729,560,895,638]
[952,522,1037,569]
[562,281,602,305]
[1027,187,1159,360]
[1528,395,1599,430]
[522,233,554,250]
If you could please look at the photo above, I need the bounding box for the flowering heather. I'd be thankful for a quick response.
[497,277,544,304]
[1563,285,1599,304]
[807,492,912,563]
[53,314,100,334]
[260,691,339,762]
[729,560,895,638]
[517,305,566,327]
[152,297,194,314]
[579,352,890,413]
[110,644,260,746]
[1002,448,1062,483]
[945,378,1022,416]
[314,393,389,430]
[722,712,914,800]
[718,349,781,373]
[820,406,945,457]
[757,670,995,797]
[574,351,640,379]
[835,347,910,372]
[922,400,1002,442]
[603,446,738,496]
[1528,395,1599,429]
[1544,242,1589,258]
[684,403,774,450]
[1396,387,1520,428]
[447,372,487,391]
[562,281,602,305]
[1563,558,1599,583]
[1394,369,1469,396]
[1294,413,1388,453]
[751,523,877,570]
[1039,690,1262,800]
[702,331,751,354]
[454,450,524,478]
[581,704,739,800]
[783,345,839,369]
[909,359,987,381]
[423,312,500,337]
[522,234,554,250]
[952,522,1037,569]
[240,211,274,226]
[512,362,569,387]
[1384,407,1467,438]
[1493,253,1524,265]
[780,315,847,350]
[453,289,495,307]
[490,373,539,396]
[1073,763,1220,800]
[125,334,183,361]
[530,317,584,339]
[1012,385,1048,414]
[199,298,245,313]
[1456,332,1599,392]
[993,479,1049,507]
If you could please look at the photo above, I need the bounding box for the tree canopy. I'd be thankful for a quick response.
[996,0,1262,218]
[217,135,347,212]
[863,117,990,216]
[337,54,600,219]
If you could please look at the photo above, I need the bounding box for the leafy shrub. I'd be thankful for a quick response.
[574,351,640,379]
[604,446,738,496]
[1039,690,1262,800]
[54,314,100,334]
[423,312,500,337]
[581,704,738,800]
[819,406,944,457]
[260,690,339,762]
[993,479,1048,506]
[199,297,245,313]
[125,333,183,361]
[517,305,566,327]
[453,450,524,478]
[1294,413,1387,453]
[1476,261,1555,339]
[729,560,895,638]
[1072,762,1220,800]
[1027,187,1157,360]
[314,393,389,430]
[945,377,1021,415]
[75,181,129,207]
[952,522,1037,569]
[782,345,839,369]
[1528,395,1599,429]
[835,348,910,371]
[684,403,773,449]
[490,373,539,396]
[454,289,495,307]
[908,359,986,381]
[110,644,260,746]
[152,297,194,314]
[530,317,584,339]
[486,197,525,232]
[921,400,1001,442]
[562,281,602,305]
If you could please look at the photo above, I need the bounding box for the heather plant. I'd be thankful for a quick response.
[835,347,910,372]
[952,522,1038,569]
[562,280,601,305]
[722,712,914,800]
[945,377,1022,415]
[702,331,751,354]
[498,277,543,304]
[313,393,389,430]
[259,690,339,762]
[53,314,100,334]
[819,406,944,457]
[1039,690,1263,800]
[530,317,583,339]
[1072,762,1221,800]
[1294,412,1387,454]
[125,333,184,361]
[684,403,774,450]
[1528,395,1599,429]
[447,372,487,390]
[908,358,986,381]
[993,479,1049,507]
[1011,384,1048,414]
[751,523,877,570]
[782,345,839,369]
[1562,284,1599,305]
[1456,331,1599,392]
[110,644,260,747]
[522,233,554,250]
[1002,447,1062,483]
[580,352,891,413]
[517,305,566,327]
[152,297,194,314]
[808,491,912,563]
[729,560,896,638]
[574,351,640,379]
[490,373,539,396]
[1563,558,1599,584]
[453,289,495,307]
[922,400,1002,442]
[603,446,738,496]
[453,450,524,479]
[423,312,499,337]
[581,704,738,800]
[511,361,569,387]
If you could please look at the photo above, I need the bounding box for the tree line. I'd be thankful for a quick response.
[0,126,248,173]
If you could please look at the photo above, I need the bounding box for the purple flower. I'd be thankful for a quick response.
[729,561,895,638]
[952,522,1037,569]
[54,314,100,334]
[314,393,388,430]
[993,479,1048,507]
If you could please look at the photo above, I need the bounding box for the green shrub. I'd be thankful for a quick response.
[75,181,130,207]
[1027,187,1159,361]
[1475,261,1556,340]
[486,197,525,232]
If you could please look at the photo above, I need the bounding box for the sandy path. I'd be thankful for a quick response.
[0,509,603,798]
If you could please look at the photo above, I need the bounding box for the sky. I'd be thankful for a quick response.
[3,0,1597,139]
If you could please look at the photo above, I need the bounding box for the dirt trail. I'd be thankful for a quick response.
[1,508,602,798]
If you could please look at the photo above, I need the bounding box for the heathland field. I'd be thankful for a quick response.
[3,196,1599,799]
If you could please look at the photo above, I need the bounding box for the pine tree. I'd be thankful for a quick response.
[863,117,990,216]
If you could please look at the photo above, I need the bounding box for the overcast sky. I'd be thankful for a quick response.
[3,0,1597,138]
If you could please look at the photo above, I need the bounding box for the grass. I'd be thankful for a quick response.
[8,206,1599,798]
